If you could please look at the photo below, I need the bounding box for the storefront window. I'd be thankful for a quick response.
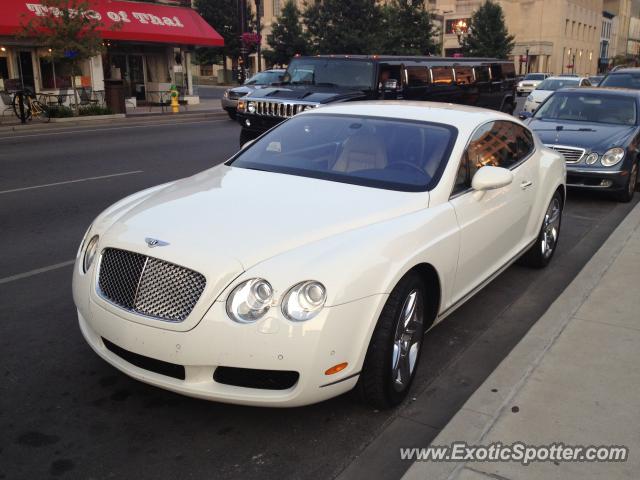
[39,56,55,89]
[0,57,8,81]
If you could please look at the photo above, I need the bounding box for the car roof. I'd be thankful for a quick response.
[607,68,640,74]
[551,86,640,97]
[295,55,511,64]
[544,75,587,80]
[300,101,518,128]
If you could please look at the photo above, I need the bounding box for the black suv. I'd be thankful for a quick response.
[236,55,517,144]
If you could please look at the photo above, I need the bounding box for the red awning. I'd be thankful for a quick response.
[0,0,224,47]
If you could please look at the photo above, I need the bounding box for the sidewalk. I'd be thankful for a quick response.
[403,202,640,480]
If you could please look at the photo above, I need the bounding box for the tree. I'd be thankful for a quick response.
[20,0,111,115]
[303,0,382,54]
[460,0,514,59]
[264,0,309,66]
[196,0,257,77]
[380,0,437,55]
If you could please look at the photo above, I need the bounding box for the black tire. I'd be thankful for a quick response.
[613,161,638,203]
[519,190,563,268]
[356,272,427,409]
[226,109,237,120]
[12,93,32,121]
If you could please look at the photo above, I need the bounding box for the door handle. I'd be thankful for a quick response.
[520,180,533,190]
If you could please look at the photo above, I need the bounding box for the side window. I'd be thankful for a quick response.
[467,121,519,169]
[452,121,530,196]
[431,66,454,84]
[406,67,430,87]
[474,66,490,82]
[490,64,503,81]
[514,124,535,160]
[454,66,474,85]
[502,62,516,80]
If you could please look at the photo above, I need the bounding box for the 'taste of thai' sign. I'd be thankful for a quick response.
[25,3,186,28]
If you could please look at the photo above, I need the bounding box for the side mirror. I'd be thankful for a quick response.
[518,111,533,120]
[383,79,399,91]
[241,139,255,149]
[472,166,514,191]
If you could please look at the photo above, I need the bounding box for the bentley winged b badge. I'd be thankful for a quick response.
[145,237,169,248]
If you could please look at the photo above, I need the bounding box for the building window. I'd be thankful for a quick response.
[273,0,280,13]
[0,57,8,81]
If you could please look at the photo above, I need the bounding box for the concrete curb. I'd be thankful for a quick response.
[49,113,126,123]
[402,201,640,480]
[0,111,229,135]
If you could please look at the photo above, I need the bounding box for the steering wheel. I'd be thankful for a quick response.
[388,160,428,177]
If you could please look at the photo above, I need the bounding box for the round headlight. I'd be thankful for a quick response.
[585,152,599,165]
[247,101,256,114]
[601,147,625,167]
[226,278,273,323]
[282,281,326,322]
[83,235,99,273]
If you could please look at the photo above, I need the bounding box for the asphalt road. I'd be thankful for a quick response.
[0,112,638,480]
[196,85,230,100]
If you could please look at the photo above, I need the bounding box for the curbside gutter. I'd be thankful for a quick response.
[402,201,640,480]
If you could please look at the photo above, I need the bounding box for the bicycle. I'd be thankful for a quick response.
[12,89,51,123]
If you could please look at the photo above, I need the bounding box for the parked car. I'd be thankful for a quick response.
[516,73,550,96]
[73,102,565,408]
[521,76,591,114]
[524,87,639,202]
[588,75,604,85]
[598,67,640,89]
[221,69,285,119]
[236,55,517,145]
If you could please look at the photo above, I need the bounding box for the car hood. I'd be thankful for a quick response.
[98,164,428,291]
[527,118,637,152]
[528,89,553,102]
[243,85,368,104]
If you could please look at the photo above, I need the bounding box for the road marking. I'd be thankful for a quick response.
[0,118,230,141]
[0,170,143,195]
[0,260,75,285]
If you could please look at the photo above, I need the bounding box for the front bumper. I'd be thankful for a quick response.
[236,113,285,135]
[220,97,238,110]
[77,293,386,407]
[517,85,535,94]
[566,167,628,190]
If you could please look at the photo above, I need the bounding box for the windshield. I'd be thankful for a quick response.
[229,114,457,191]
[599,72,640,89]
[282,58,375,90]
[524,74,546,81]
[536,78,579,91]
[245,71,283,85]
[533,92,637,125]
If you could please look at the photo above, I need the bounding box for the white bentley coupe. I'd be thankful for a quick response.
[73,102,566,408]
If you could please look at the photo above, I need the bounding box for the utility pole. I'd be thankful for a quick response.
[525,48,530,74]
[255,0,262,72]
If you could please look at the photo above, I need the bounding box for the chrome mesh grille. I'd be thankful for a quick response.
[545,145,585,163]
[97,248,206,322]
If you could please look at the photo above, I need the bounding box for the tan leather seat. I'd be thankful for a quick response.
[333,133,388,173]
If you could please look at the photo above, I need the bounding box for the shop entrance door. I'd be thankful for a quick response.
[128,55,146,100]
[18,51,35,91]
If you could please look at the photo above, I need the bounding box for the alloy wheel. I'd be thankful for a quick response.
[541,197,561,259]
[391,289,423,392]
[629,163,638,198]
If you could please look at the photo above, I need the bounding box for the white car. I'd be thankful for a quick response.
[523,76,592,113]
[73,102,566,408]
[517,73,550,96]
